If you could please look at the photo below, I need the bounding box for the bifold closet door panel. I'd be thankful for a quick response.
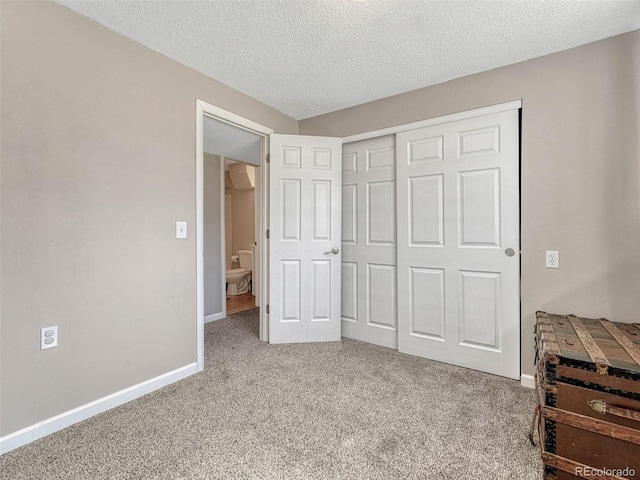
[342,135,397,349]
[396,109,520,379]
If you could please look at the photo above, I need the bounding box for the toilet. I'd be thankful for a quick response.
[226,248,253,296]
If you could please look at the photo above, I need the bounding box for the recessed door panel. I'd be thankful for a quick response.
[410,174,444,246]
[458,126,500,158]
[459,169,500,247]
[368,264,396,330]
[313,180,331,241]
[459,271,500,351]
[410,267,445,340]
[342,152,357,174]
[282,146,302,168]
[281,260,301,322]
[341,262,358,323]
[367,181,395,245]
[408,135,443,164]
[313,148,332,170]
[281,179,301,242]
[312,260,331,321]
[367,146,394,172]
[342,184,357,245]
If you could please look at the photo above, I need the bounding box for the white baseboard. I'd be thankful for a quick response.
[520,374,535,389]
[0,362,198,455]
[205,312,225,323]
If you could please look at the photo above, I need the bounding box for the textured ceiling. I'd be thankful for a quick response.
[55,0,640,120]
[204,116,262,165]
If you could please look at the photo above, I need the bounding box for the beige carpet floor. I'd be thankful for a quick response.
[0,308,543,479]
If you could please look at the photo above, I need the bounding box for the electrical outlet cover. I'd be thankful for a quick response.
[41,326,58,349]
[546,251,559,269]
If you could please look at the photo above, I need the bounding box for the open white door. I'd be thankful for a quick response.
[269,134,342,343]
[396,109,520,379]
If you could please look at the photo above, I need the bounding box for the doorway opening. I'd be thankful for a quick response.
[196,100,274,371]
[223,158,256,315]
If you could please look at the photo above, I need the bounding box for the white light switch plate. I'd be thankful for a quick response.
[176,221,187,239]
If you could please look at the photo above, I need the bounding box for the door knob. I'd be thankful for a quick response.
[324,247,340,255]
[505,248,515,257]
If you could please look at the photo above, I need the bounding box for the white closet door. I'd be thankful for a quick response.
[269,134,342,344]
[396,109,520,379]
[341,135,397,348]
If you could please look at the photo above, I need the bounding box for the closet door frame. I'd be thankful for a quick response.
[342,101,521,145]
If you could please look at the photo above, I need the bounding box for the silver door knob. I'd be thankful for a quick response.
[505,248,515,257]
[324,247,340,255]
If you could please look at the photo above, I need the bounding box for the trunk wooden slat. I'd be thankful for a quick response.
[535,311,640,480]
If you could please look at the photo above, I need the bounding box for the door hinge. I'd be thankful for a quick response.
[266,153,270,164]
[266,229,270,239]
[266,304,269,314]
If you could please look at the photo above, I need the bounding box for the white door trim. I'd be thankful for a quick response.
[196,100,274,371]
[342,100,522,144]
[219,156,227,322]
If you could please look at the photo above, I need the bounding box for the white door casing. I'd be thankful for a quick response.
[341,135,398,349]
[196,100,273,369]
[269,134,342,343]
[396,109,520,379]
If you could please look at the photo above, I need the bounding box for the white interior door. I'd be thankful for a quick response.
[341,135,398,349]
[396,109,520,379]
[269,134,342,343]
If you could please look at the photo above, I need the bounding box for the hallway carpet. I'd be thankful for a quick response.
[0,309,542,479]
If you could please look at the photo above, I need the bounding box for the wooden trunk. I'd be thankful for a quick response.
[534,311,640,480]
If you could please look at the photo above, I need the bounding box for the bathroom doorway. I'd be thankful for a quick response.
[196,99,273,370]
[224,159,256,315]
[201,113,264,328]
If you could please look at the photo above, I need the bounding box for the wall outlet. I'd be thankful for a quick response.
[545,251,559,269]
[41,326,58,350]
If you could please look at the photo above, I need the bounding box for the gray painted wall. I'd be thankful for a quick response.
[300,29,640,378]
[0,1,296,437]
